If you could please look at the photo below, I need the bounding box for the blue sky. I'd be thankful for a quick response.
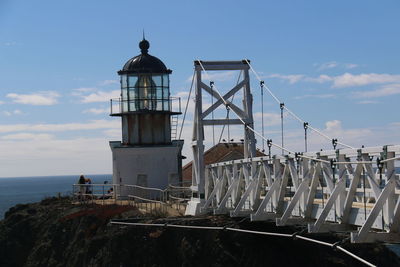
[0,0,399,177]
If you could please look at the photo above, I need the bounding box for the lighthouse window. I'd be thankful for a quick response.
[152,75,162,88]
[122,88,128,112]
[162,75,169,87]
[122,74,171,112]
[128,76,138,90]
[121,75,128,88]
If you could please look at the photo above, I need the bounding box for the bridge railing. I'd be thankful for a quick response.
[203,144,400,243]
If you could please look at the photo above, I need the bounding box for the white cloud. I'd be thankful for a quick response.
[2,109,22,116]
[353,84,400,98]
[317,61,338,71]
[0,120,119,133]
[79,90,120,103]
[0,137,113,177]
[305,74,333,83]
[6,91,60,105]
[103,128,121,139]
[331,73,400,88]
[315,62,358,71]
[72,87,97,95]
[357,100,379,104]
[4,41,17,46]
[294,94,336,100]
[83,108,109,115]
[99,80,119,86]
[344,63,358,69]
[1,133,54,141]
[253,112,282,126]
[268,72,400,88]
[325,120,341,132]
[267,74,305,84]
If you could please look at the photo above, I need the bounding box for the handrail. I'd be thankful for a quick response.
[124,184,167,193]
[110,221,376,267]
[72,183,191,206]
[128,195,165,204]
[110,97,181,114]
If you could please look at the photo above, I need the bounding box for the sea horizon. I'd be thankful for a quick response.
[0,173,112,179]
[0,174,112,219]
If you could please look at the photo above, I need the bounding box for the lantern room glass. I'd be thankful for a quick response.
[120,74,170,112]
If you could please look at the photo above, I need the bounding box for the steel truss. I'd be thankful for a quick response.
[203,145,400,243]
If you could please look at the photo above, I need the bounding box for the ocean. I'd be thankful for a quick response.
[0,174,112,219]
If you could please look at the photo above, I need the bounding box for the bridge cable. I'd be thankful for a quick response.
[110,220,376,267]
[178,70,195,140]
[218,70,242,144]
[196,60,330,164]
[244,59,354,149]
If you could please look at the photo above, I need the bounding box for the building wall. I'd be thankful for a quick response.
[110,142,181,196]
[121,113,171,145]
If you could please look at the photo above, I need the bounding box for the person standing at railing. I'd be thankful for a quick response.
[78,175,86,200]
[85,177,92,197]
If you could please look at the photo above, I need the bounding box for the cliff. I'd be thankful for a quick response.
[0,197,399,267]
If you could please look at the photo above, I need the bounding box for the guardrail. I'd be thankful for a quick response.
[72,183,192,212]
[110,97,181,115]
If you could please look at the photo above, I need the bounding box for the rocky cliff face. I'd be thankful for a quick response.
[0,197,399,267]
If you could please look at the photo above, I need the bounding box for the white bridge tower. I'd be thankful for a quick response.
[186,60,257,215]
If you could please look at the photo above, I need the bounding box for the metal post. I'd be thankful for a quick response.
[280,103,284,155]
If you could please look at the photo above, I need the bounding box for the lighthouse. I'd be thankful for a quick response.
[109,38,183,195]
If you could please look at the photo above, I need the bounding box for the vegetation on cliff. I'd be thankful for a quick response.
[0,197,399,266]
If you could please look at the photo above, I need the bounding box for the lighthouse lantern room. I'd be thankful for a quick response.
[109,38,183,195]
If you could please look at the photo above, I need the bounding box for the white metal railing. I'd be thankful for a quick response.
[202,144,400,243]
[72,183,191,209]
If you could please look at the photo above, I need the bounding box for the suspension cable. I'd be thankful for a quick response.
[244,59,354,149]
[110,220,377,267]
[218,70,242,143]
[178,70,195,140]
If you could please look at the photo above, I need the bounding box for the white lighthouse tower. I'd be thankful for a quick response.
[109,38,183,196]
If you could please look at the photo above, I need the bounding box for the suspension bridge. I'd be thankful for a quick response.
[181,59,400,244]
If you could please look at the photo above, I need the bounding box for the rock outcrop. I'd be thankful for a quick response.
[0,197,399,267]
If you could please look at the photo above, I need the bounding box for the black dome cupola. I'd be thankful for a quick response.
[112,38,181,145]
[118,39,172,75]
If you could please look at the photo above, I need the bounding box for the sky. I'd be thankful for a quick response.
[0,0,399,177]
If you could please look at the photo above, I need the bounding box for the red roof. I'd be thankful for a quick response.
[182,142,265,184]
